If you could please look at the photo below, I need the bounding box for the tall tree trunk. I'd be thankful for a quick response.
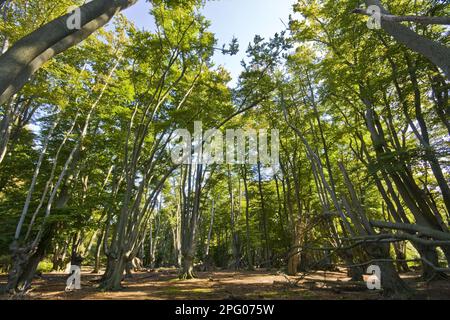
[241,165,254,270]
[93,227,105,274]
[227,165,240,270]
[0,99,14,165]
[204,198,215,270]
[287,219,301,276]
[180,164,203,279]
[173,200,182,268]
[257,161,270,267]
[101,253,127,291]
[364,242,412,298]
[6,224,55,294]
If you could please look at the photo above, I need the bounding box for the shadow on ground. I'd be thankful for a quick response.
[1,269,449,300]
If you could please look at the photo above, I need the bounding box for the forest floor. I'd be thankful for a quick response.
[1,268,449,300]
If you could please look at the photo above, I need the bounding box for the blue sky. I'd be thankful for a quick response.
[122,0,297,86]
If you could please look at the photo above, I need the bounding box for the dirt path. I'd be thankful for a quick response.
[1,269,449,300]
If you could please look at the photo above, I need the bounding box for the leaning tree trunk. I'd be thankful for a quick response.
[6,225,55,294]
[100,253,127,291]
[0,0,137,105]
[365,243,412,298]
[363,0,450,80]
[416,244,448,281]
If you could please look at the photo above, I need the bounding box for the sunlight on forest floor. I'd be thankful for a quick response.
[1,269,449,300]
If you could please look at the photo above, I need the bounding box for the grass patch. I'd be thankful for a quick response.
[189,288,213,293]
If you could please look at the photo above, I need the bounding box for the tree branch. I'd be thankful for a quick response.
[352,8,450,25]
[0,0,137,104]
[370,220,450,241]
[358,0,450,80]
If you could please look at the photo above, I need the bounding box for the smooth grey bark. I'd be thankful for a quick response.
[93,227,105,273]
[14,112,59,240]
[352,8,450,25]
[362,0,450,80]
[172,200,182,267]
[148,222,155,268]
[0,101,12,163]
[0,0,137,105]
[241,165,254,270]
[257,161,270,267]
[180,164,203,279]
[371,221,450,241]
[148,206,161,269]
[205,199,215,259]
[227,166,240,270]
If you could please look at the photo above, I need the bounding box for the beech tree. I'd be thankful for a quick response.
[0,0,448,299]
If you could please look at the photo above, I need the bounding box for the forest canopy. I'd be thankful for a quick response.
[0,0,449,299]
